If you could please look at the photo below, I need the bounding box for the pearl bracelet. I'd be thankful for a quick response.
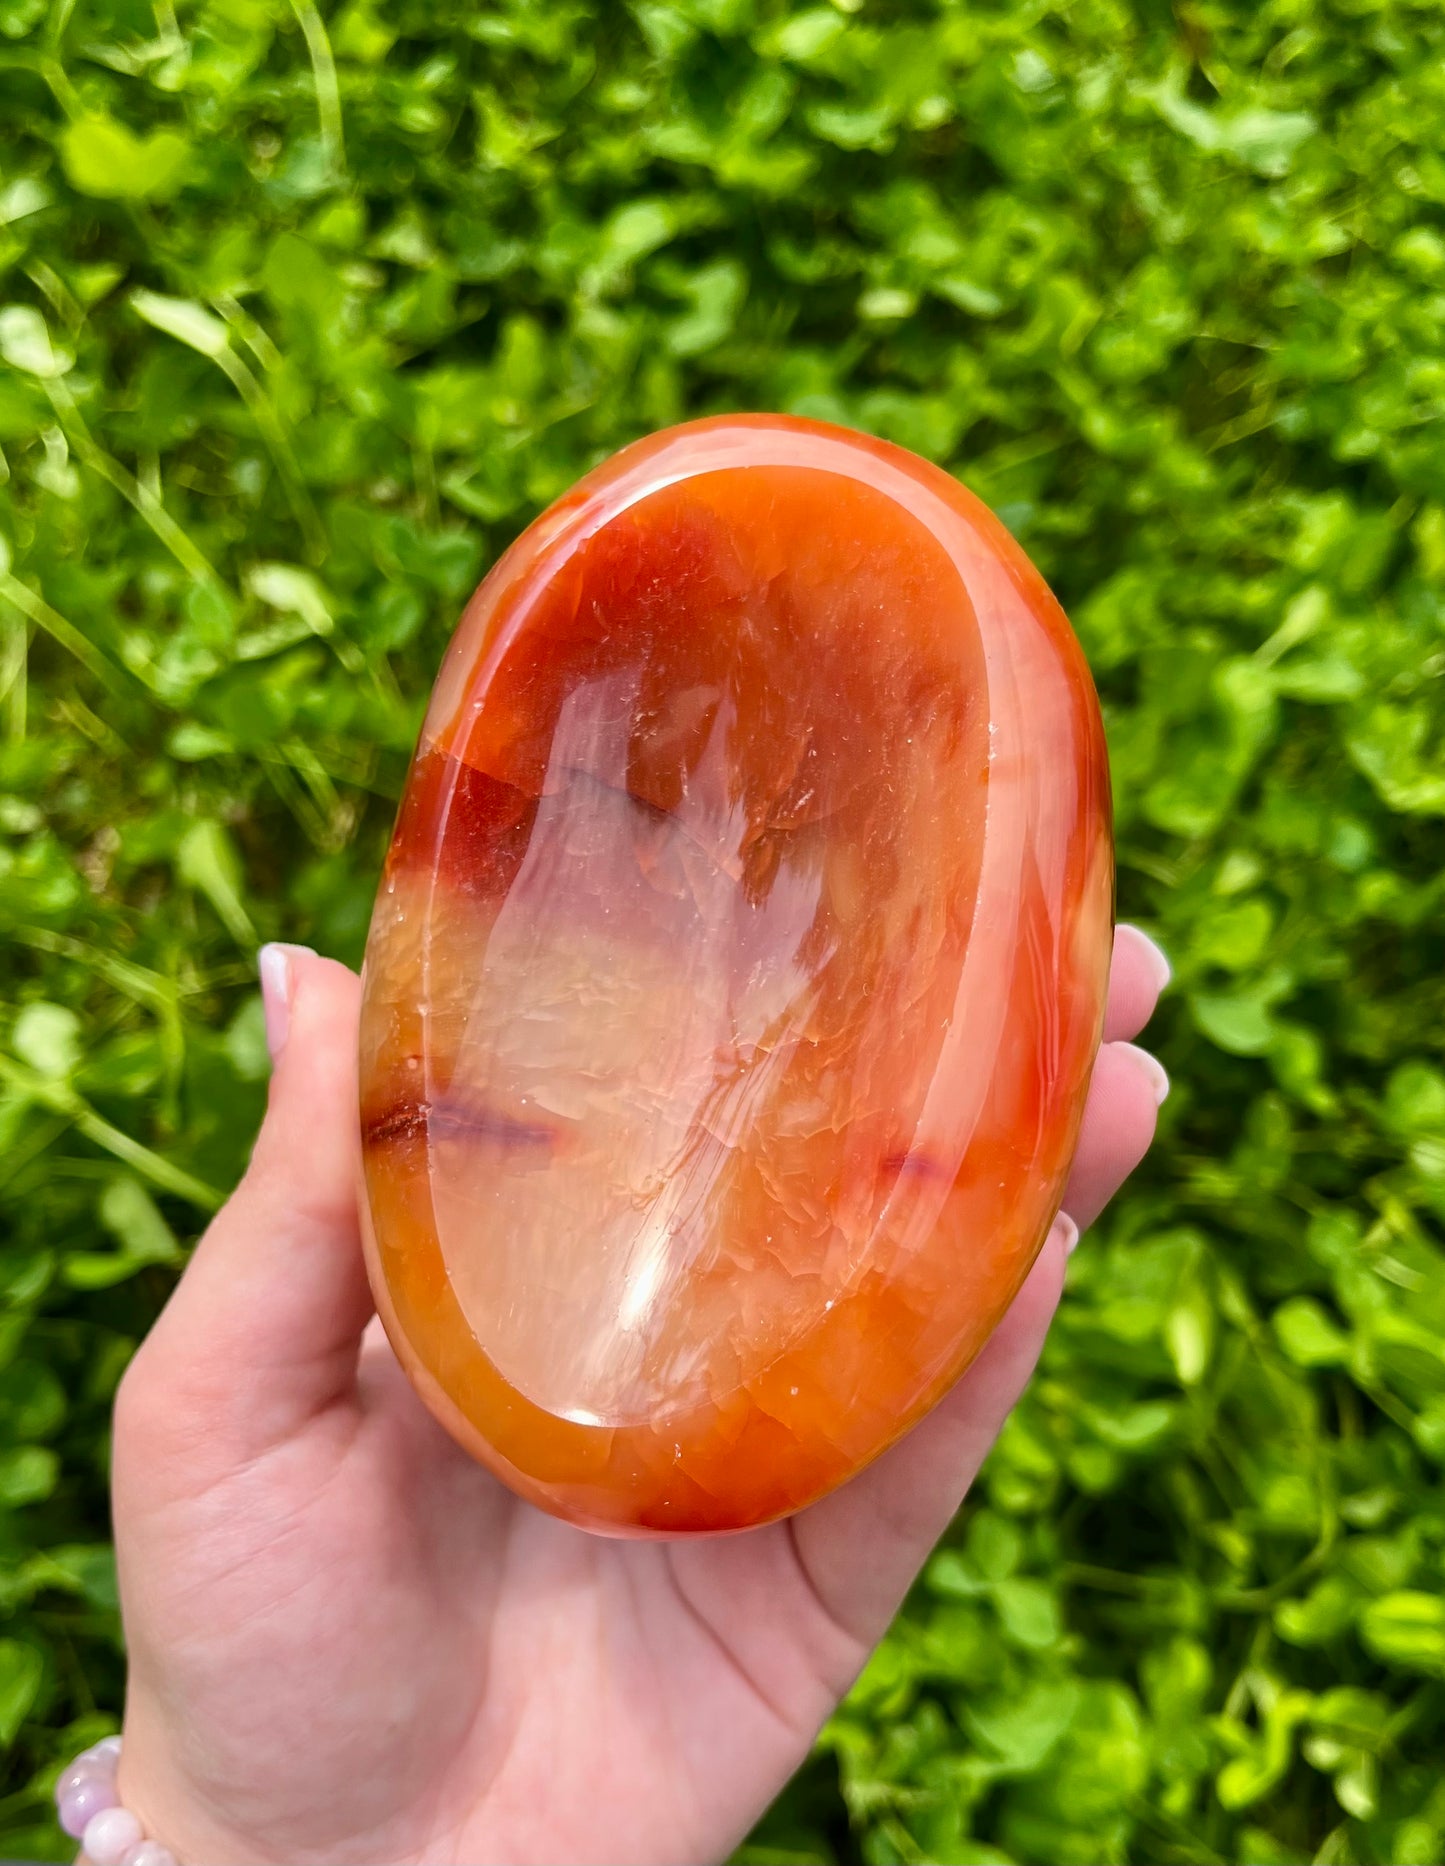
[54,1736,177,1866]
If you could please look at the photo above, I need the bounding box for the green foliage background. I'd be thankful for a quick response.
[1,0,1443,1858]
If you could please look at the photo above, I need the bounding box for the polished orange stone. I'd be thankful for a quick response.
[358,415,1113,1535]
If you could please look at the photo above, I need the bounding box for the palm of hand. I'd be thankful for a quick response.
[121,1332,855,1866]
[113,942,1164,1866]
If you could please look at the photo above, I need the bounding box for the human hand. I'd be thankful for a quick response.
[110,930,1168,1866]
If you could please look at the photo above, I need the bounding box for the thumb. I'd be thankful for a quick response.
[127,946,375,1467]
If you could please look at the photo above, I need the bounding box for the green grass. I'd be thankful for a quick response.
[2,0,1444,1859]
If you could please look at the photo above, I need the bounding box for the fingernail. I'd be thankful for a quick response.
[1055,1212,1080,1256]
[1118,1041,1171,1106]
[1121,924,1171,994]
[259,943,312,1064]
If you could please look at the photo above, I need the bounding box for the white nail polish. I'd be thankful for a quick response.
[1117,1041,1170,1106]
[259,944,302,1063]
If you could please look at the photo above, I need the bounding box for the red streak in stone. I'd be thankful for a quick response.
[880,1151,956,1189]
[365,1096,565,1157]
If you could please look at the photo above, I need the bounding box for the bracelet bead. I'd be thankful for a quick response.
[81,1806,143,1866]
[53,1736,177,1866]
[57,1766,119,1839]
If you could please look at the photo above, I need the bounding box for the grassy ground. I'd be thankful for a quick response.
[2,0,1444,1860]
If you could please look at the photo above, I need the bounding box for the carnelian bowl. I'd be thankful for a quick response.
[358,415,1113,1535]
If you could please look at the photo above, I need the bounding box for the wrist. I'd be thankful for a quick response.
[104,1727,257,1866]
[55,1737,177,1866]
[57,1714,261,1866]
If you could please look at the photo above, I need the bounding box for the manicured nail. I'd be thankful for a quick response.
[1121,923,1171,994]
[258,943,312,1064]
[1055,1212,1080,1256]
[1118,1041,1170,1106]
